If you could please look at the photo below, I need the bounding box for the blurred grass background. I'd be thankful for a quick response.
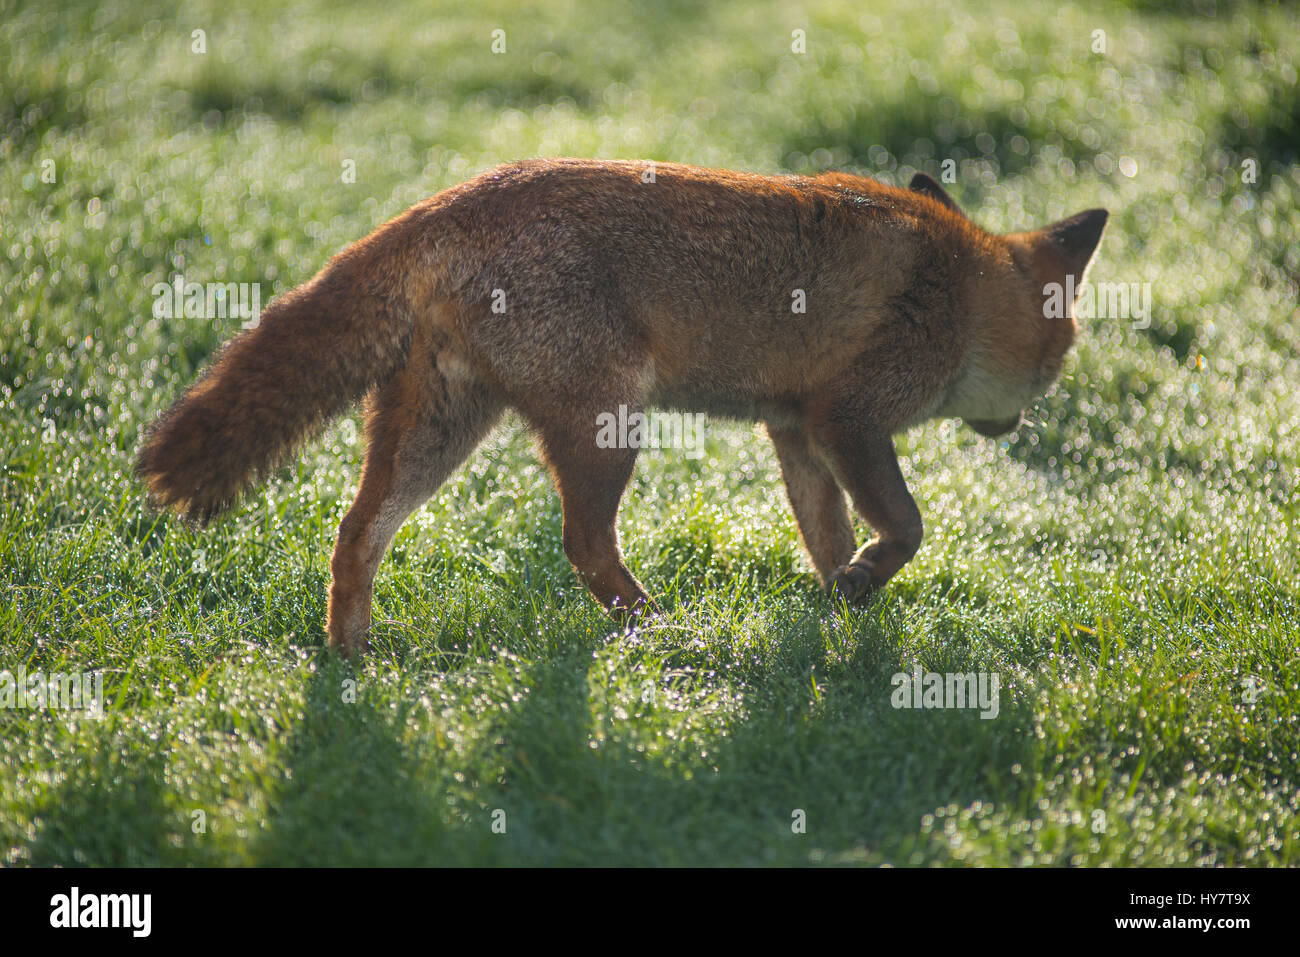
[1,0,1297,865]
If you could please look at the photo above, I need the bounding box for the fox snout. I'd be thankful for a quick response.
[965,413,1023,437]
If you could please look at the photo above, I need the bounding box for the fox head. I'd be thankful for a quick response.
[913,172,1108,437]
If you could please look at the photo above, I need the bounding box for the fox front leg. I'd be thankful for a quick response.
[767,423,857,587]
[814,424,924,603]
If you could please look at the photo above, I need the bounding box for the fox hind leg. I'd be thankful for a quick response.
[327,345,502,658]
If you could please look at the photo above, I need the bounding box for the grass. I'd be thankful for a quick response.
[1,0,1298,866]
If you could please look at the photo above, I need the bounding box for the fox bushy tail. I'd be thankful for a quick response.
[136,245,419,523]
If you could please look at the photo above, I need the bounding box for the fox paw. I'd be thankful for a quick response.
[330,631,371,661]
[827,562,878,604]
[606,592,656,625]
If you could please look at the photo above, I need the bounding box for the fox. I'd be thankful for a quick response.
[136,158,1108,659]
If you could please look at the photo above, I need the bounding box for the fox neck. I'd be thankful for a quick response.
[932,270,1048,425]
[934,343,1051,426]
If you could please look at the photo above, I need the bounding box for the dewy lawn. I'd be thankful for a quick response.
[1,0,1297,865]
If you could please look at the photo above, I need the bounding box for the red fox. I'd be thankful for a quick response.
[137,159,1107,658]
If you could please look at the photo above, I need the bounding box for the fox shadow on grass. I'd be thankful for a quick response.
[392,589,1041,866]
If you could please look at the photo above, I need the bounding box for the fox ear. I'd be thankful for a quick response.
[1042,209,1109,280]
[909,172,963,214]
